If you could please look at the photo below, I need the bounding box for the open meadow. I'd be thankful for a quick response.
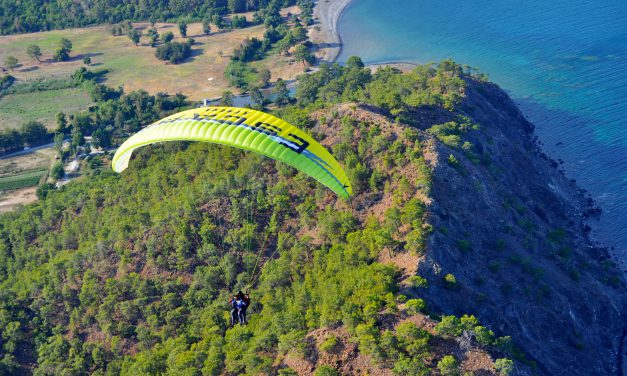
[0,22,263,99]
[0,8,303,103]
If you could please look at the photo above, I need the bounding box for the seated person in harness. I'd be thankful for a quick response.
[229,291,250,327]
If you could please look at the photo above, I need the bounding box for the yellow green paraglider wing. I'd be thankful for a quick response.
[112,106,352,198]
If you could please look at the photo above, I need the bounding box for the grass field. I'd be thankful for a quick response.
[0,168,47,191]
[0,22,258,100]
[0,8,302,102]
[0,87,92,129]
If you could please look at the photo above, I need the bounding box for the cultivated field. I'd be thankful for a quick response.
[0,146,57,176]
[0,168,47,191]
[0,146,56,211]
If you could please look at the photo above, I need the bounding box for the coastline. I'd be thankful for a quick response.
[309,0,416,72]
[309,0,625,270]
[308,0,623,262]
[309,0,353,63]
[307,1,627,371]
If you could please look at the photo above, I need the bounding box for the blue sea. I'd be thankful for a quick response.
[338,0,627,269]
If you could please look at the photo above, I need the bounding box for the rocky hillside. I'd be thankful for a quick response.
[296,89,626,375]
[415,79,626,375]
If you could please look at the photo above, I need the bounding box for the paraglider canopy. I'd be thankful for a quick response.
[112,106,352,198]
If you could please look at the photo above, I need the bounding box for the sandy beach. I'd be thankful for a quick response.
[309,0,354,62]
[309,0,417,73]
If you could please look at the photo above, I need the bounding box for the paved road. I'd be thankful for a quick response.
[0,142,55,159]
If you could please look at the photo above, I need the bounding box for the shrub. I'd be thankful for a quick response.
[408,275,428,289]
[393,355,429,376]
[460,315,479,331]
[488,261,500,273]
[405,299,426,314]
[231,15,248,28]
[494,336,514,354]
[162,31,174,43]
[444,273,457,288]
[457,239,471,252]
[314,365,339,376]
[51,161,64,180]
[319,336,338,353]
[4,56,18,70]
[473,325,495,346]
[395,322,430,357]
[547,228,566,243]
[435,315,462,337]
[494,238,506,251]
[155,41,191,64]
[447,154,459,167]
[437,355,459,376]
[494,358,515,376]
[278,331,307,355]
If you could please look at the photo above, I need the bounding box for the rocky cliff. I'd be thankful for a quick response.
[415,79,626,375]
[288,76,626,374]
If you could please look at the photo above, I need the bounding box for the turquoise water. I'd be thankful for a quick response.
[338,0,627,267]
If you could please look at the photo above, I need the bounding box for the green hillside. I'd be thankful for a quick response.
[0,60,519,375]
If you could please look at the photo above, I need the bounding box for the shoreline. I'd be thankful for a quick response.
[310,0,417,72]
[309,0,623,264]
[309,0,626,371]
[310,0,624,266]
[310,0,354,63]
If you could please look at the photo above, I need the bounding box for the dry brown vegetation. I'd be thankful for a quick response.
[0,146,56,177]
[0,186,37,213]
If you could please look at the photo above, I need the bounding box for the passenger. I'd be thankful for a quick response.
[234,291,250,324]
[228,294,239,328]
[241,292,250,324]
[235,296,247,325]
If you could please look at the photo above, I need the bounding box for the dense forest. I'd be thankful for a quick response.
[0,0,310,35]
[0,60,525,374]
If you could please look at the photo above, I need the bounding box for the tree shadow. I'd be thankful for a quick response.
[180,47,204,63]
[70,52,104,62]
[19,65,39,72]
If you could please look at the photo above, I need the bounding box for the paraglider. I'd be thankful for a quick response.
[112,106,352,198]
[112,106,351,324]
